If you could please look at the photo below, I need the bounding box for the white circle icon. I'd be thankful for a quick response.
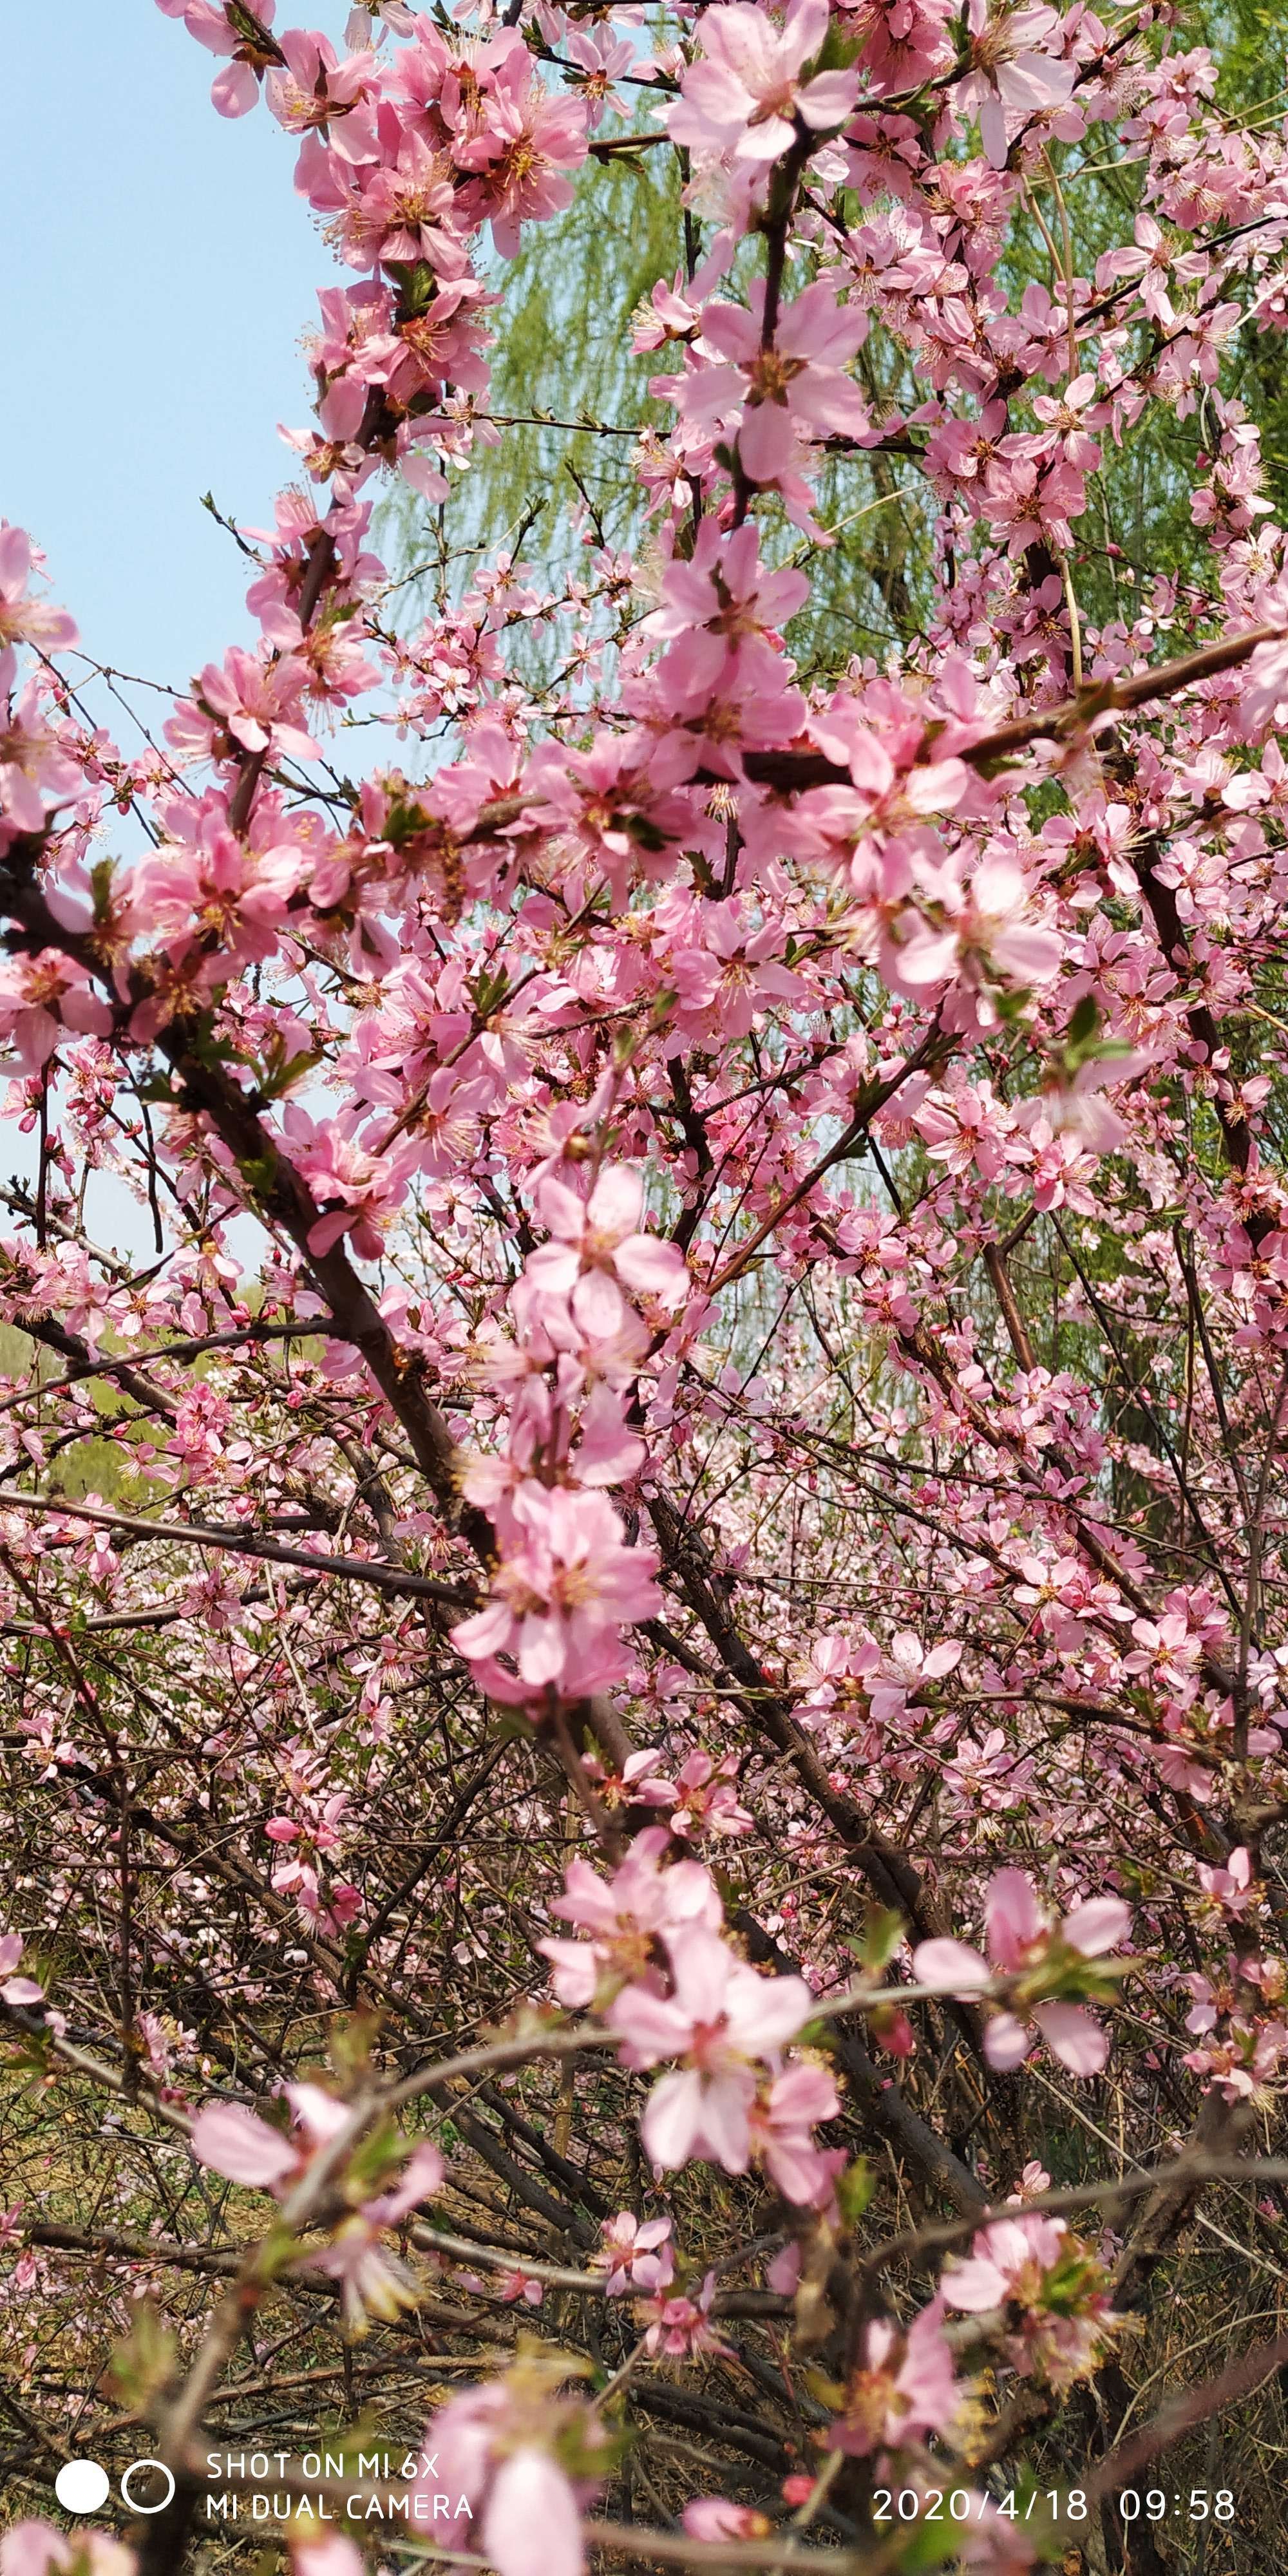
[120,2459,176,2514]
[55,2460,110,2515]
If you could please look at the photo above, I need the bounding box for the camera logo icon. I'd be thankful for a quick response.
[53,2459,176,2515]
[54,2464,109,2517]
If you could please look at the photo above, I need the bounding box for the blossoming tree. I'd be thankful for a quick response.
[4,0,1288,2569]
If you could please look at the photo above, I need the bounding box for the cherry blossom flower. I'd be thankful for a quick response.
[848,0,954,92]
[279,1106,415,1262]
[591,2210,675,2295]
[1,2530,133,2576]
[0,683,85,845]
[913,1870,1132,2073]
[748,2060,843,2204]
[157,0,283,118]
[641,522,808,708]
[680,280,869,481]
[0,1933,44,2010]
[1197,1846,1257,1916]
[564,30,638,127]
[670,0,858,169]
[610,1926,814,2172]
[334,133,467,277]
[451,1484,663,1701]
[345,0,413,46]
[683,2503,772,2541]
[943,2213,1121,2389]
[540,1830,723,2007]
[0,527,77,658]
[0,950,113,1072]
[265,28,379,164]
[525,1166,690,1334]
[165,647,321,770]
[639,2268,730,2358]
[191,2091,443,2321]
[887,855,1063,1027]
[953,2,1077,169]
[413,2355,610,2576]
[189,2086,345,2192]
[668,1749,755,1839]
[830,2297,958,2454]
[454,46,589,259]
[301,2140,445,2327]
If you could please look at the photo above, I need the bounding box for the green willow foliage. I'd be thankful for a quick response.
[373,0,1288,1559]
[383,0,1288,687]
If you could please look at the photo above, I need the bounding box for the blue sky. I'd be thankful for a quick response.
[1,3,357,695]
[1,4,359,1260]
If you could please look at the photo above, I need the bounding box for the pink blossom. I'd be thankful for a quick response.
[415,2362,608,2576]
[334,132,467,277]
[345,1,413,44]
[592,2210,675,2295]
[683,2501,772,2540]
[831,2297,958,2454]
[670,0,858,169]
[942,2214,1120,2388]
[639,2269,730,2359]
[667,897,807,1042]
[266,29,379,162]
[454,50,589,259]
[564,29,638,127]
[0,950,113,1072]
[280,1105,415,1261]
[189,2098,302,2190]
[669,1748,754,1839]
[496,2267,545,2307]
[1197,1847,1257,1915]
[913,1869,1131,2074]
[1,2531,133,2576]
[164,647,321,770]
[160,0,283,119]
[610,1927,813,2173]
[451,1483,662,1701]
[680,281,869,482]
[641,520,807,706]
[540,1830,723,2007]
[953,2,1077,169]
[0,527,77,658]
[889,857,1063,1021]
[848,0,955,92]
[526,1166,689,1334]
[748,2060,843,2204]
[0,681,85,844]
[291,2541,366,2576]
[0,1933,44,2009]
[303,2138,446,2329]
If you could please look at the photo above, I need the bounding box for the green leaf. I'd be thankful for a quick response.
[108,2299,178,2414]
[1067,993,1099,1050]
[837,2155,876,2224]
[857,1901,906,1971]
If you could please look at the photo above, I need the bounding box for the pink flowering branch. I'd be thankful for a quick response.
[8,0,1288,2562]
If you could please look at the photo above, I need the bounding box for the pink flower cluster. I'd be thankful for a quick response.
[943,2211,1121,2390]
[410,2354,612,2576]
[0,529,83,869]
[914,1869,1132,2073]
[451,1166,688,1707]
[543,1831,840,2198]
[191,2085,443,2325]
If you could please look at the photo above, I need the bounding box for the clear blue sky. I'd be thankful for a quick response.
[1,2,356,697]
[0,3,357,1262]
